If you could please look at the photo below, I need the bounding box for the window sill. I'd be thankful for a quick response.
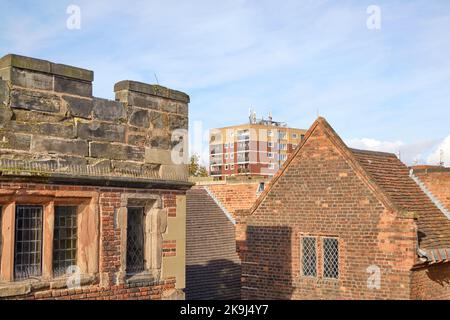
[0,274,98,298]
[125,271,158,286]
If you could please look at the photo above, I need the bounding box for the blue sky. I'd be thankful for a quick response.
[1,0,449,165]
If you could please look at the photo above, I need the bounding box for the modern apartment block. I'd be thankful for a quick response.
[209,112,307,180]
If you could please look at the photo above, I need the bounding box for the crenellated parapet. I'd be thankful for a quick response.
[0,54,189,186]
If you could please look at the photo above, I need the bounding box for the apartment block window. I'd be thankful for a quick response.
[225,154,229,159]
[225,165,229,170]
[278,131,287,139]
[224,143,228,149]
[292,133,298,139]
[14,205,43,280]
[279,143,287,150]
[268,142,274,148]
[268,152,273,158]
[126,207,145,274]
[268,163,275,170]
[279,154,287,161]
[301,237,317,277]
[230,164,234,170]
[53,206,78,277]
[268,130,273,137]
[293,144,298,149]
[230,153,234,159]
[323,238,339,279]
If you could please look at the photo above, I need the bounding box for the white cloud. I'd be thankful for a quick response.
[347,138,404,154]
[346,138,442,166]
[427,135,450,167]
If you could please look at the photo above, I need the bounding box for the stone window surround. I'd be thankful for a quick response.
[117,193,168,285]
[298,233,341,282]
[0,190,99,287]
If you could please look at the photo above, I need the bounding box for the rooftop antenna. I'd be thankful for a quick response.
[154,73,160,85]
[439,149,444,167]
[268,111,273,123]
[396,150,401,160]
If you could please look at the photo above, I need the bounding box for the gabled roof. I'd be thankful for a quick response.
[248,117,450,251]
[352,148,450,249]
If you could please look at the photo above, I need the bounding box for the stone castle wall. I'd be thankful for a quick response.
[0,54,189,180]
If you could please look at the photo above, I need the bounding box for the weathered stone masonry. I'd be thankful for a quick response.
[0,54,190,300]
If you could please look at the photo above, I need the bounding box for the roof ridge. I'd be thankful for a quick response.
[349,148,397,157]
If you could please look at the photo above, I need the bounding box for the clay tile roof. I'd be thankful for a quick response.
[351,148,450,249]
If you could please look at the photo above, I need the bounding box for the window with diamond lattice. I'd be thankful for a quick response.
[126,207,145,274]
[53,206,78,277]
[301,237,317,277]
[323,238,339,279]
[14,205,43,280]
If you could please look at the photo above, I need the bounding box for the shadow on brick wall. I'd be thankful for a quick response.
[185,259,242,300]
[242,226,294,299]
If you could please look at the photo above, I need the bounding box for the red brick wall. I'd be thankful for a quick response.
[207,183,260,219]
[414,169,450,211]
[410,264,450,300]
[241,124,417,300]
[0,181,182,300]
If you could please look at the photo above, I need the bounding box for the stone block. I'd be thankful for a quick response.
[9,121,75,139]
[10,88,61,113]
[10,68,53,90]
[126,91,159,110]
[169,114,188,130]
[0,104,13,128]
[77,121,125,143]
[89,142,144,161]
[159,164,187,180]
[93,98,126,122]
[150,111,168,129]
[31,136,88,157]
[0,132,31,151]
[54,76,92,97]
[52,63,93,82]
[145,148,173,165]
[129,108,150,128]
[0,80,7,105]
[0,54,93,82]
[149,135,171,149]
[12,109,67,123]
[62,95,93,119]
[160,102,177,113]
[0,54,51,74]
[177,103,188,116]
[114,80,190,103]
[128,134,146,147]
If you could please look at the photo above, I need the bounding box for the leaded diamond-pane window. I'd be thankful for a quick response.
[301,237,317,277]
[53,206,78,277]
[126,207,145,274]
[323,238,339,279]
[14,205,43,280]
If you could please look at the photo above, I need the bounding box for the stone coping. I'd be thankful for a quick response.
[0,54,94,82]
[114,80,190,103]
